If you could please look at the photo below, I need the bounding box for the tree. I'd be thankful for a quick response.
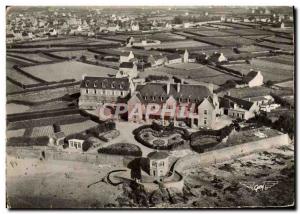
[273,114,294,138]
[53,123,61,133]
[80,55,87,62]
[173,16,184,24]
[82,140,93,152]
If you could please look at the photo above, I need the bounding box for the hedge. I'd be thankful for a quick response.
[7,136,49,147]
[98,143,142,156]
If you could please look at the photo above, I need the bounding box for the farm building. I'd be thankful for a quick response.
[219,95,259,120]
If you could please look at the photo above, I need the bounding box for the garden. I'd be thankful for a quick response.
[133,122,190,150]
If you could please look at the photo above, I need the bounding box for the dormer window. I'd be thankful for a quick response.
[93,80,98,88]
[85,80,89,87]
[152,96,155,101]
[160,96,164,101]
[144,96,147,100]
[120,84,124,89]
[111,81,115,89]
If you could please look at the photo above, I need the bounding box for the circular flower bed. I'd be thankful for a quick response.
[133,122,190,150]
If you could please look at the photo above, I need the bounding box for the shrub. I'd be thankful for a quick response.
[82,140,92,152]
[98,143,142,156]
[7,136,49,147]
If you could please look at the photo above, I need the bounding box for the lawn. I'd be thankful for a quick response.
[223,58,294,82]
[21,61,118,82]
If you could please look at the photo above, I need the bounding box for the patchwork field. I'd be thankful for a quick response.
[223,58,294,82]
[7,81,23,94]
[7,53,54,63]
[21,61,118,82]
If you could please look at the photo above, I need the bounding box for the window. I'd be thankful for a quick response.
[94,89,96,94]
[204,120,207,125]
[204,110,208,115]
[152,161,157,167]
[144,96,147,100]
[159,162,164,167]
[86,89,88,94]
[121,91,124,96]
[179,98,182,102]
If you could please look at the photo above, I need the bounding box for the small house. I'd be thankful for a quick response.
[68,138,85,150]
[242,70,264,88]
[165,54,182,65]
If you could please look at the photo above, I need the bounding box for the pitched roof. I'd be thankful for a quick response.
[120,62,135,68]
[166,54,182,61]
[54,131,65,139]
[80,76,130,91]
[147,151,169,160]
[243,70,259,83]
[135,82,212,104]
[221,95,254,111]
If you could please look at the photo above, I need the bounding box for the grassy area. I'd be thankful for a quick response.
[146,40,212,49]
[223,58,294,82]
[22,60,118,82]
[142,65,240,86]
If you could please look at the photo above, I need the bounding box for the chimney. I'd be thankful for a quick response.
[208,83,213,93]
[167,82,170,94]
[177,83,181,93]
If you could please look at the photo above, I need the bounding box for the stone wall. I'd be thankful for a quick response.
[174,133,291,172]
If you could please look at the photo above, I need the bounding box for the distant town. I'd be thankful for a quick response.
[6,6,294,209]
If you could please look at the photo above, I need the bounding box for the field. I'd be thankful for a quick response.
[263,36,293,44]
[195,36,255,47]
[15,37,119,47]
[257,41,294,51]
[7,81,23,94]
[21,61,118,82]
[223,29,273,36]
[238,45,271,53]
[50,50,98,61]
[6,103,30,114]
[185,30,235,37]
[7,53,54,63]
[259,55,294,66]
[142,64,241,86]
[275,80,294,89]
[101,32,186,43]
[212,22,252,29]
[223,58,294,82]
[145,40,213,49]
[60,120,99,136]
